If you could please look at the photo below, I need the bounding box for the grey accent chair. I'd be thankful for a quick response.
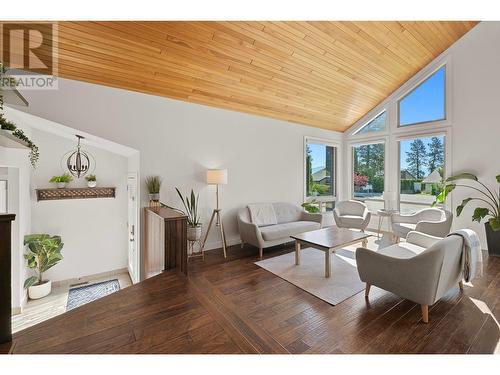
[356,231,464,323]
[333,200,371,231]
[237,202,323,259]
[391,208,453,240]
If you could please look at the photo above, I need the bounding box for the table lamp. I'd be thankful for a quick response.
[201,169,228,258]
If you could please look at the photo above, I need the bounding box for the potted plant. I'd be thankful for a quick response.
[85,174,97,188]
[23,234,64,300]
[176,187,202,241]
[49,173,73,188]
[301,199,320,213]
[433,172,500,256]
[145,176,162,207]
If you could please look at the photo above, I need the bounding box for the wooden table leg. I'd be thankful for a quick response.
[295,241,301,265]
[325,249,331,278]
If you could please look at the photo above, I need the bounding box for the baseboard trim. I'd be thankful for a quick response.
[52,268,129,289]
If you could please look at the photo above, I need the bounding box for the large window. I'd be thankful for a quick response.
[399,135,445,213]
[354,111,387,135]
[398,66,446,126]
[352,143,385,212]
[305,139,336,211]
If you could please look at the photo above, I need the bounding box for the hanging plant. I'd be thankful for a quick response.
[0,63,39,168]
[0,114,39,168]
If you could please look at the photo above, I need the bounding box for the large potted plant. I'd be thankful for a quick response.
[175,187,202,241]
[23,234,64,299]
[433,172,500,256]
[145,176,162,207]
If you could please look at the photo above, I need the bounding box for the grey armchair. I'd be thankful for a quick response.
[333,200,371,231]
[391,208,453,240]
[237,202,323,259]
[356,231,464,323]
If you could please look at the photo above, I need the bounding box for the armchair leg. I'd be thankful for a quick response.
[259,247,263,259]
[459,281,464,290]
[365,283,371,298]
[241,241,245,249]
[421,305,429,323]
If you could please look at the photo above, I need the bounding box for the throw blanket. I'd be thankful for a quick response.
[447,229,483,282]
[248,203,277,227]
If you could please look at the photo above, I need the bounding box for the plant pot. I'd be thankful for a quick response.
[57,182,67,189]
[87,181,97,188]
[485,223,500,257]
[148,193,159,201]
[187,224,202,241]
[28,280,52,299]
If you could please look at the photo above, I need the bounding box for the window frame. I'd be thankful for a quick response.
[397,64,447,128]
[353,109,388,136]
[303,136,340,209]
[396,129,451,212]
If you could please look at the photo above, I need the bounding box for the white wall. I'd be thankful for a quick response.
[29,128,129,282]
[17,82,343,253]
[345,21,500,248]
[0,141,32,310]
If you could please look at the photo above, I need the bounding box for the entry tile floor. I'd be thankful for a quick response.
[12,271,132,333]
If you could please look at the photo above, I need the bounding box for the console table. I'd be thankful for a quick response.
[0,213,15,347]
[144,207,188,278]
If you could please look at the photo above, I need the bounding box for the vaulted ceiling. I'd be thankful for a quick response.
[2,21,478,131]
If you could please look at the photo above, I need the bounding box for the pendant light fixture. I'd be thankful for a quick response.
[66,135,91,178]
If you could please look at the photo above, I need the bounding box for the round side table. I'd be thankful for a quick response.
[376,209,398,239]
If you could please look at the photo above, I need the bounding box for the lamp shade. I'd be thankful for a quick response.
[206,169,227,185]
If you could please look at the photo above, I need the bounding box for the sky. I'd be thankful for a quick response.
[309,143,327,171]
[399,66,445,126]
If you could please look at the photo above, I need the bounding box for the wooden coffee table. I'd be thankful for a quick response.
[291,227,370,278]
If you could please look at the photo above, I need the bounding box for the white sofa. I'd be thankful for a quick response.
[333,200,371,231]
[237,202,323,258]
[391,208,453,240]
[356,231,464,323]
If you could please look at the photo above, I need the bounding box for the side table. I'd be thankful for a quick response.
[376,209,398,239]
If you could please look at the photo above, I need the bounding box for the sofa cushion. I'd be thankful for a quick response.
[248,203,278,226]
[377,242,426,259]
[337,214,365,227]
[260,221,320,241]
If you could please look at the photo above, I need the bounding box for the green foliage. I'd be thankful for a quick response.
[175,187,201,227]
[0,114,39,168]
[311,183,330,195]
[353,143,385,193]
[145,176,162,194]
[406,139,427,179]
[85,174,96,181]
[0,65,39,168]
[23,234,64,288]
[433,172,500,231]
[472,207,490,223]
[302,200,320,213]
[427,137,445,174]
[49,173,73,183]
[489,217,500,231]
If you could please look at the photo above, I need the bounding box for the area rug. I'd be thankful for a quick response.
[255,247,365,305]
[66,279,120,311]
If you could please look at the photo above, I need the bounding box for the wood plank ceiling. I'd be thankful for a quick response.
[3,21,478,131]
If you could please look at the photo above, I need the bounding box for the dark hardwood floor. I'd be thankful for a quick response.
[9,243,500,354]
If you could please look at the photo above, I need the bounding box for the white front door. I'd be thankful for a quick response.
[127,173,139,283]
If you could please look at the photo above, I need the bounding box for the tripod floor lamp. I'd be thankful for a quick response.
[201,169,228,258]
